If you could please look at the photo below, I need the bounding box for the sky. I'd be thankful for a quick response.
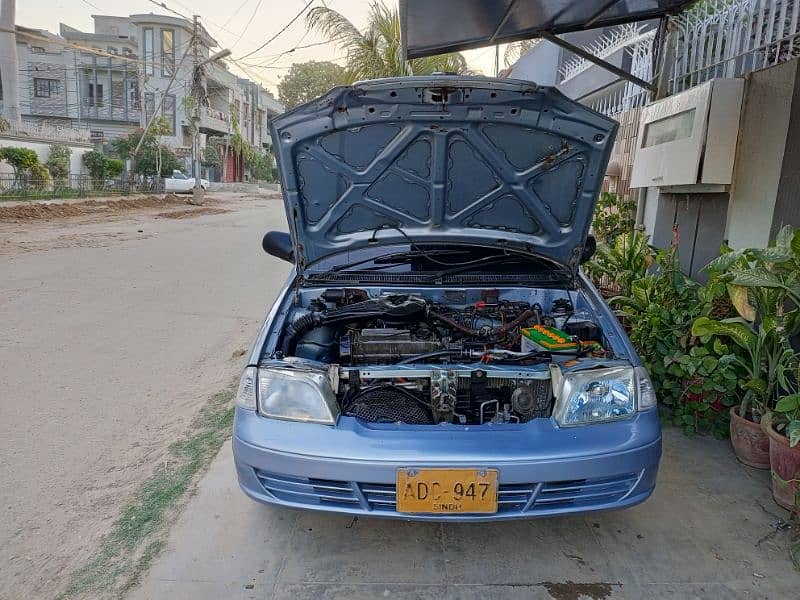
[16,0,505,96]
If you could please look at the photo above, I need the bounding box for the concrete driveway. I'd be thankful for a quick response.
[131,431,797,599]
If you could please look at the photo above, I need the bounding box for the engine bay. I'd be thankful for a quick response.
[273,287,612,427]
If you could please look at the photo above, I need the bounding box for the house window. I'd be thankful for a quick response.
[88,83,104,107]
[163,94,176,135]
[144,92,176,135]
[161,29,175,77]
[127,80,140,109]
[34,78,60,98]
[144,28,154,76]
[144,92,155,121]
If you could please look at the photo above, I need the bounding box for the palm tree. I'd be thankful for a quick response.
[306,1,469,82]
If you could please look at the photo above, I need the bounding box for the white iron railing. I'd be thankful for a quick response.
[581,29,656,117]
[559,24,655,83]
[668,0,800,94]
[579,0,800,116]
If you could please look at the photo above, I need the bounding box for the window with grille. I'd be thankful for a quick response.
[34,78,60,98]
[88,83,104,107]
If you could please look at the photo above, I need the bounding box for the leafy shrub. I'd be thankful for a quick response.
[592,191,636,245]
[29,162,51,191]
[83,151,124,181]
[611,242,744,436]
[0,147,39,180]
[46,143,72,184]
[105,158,124,178]
[584,231,654,298]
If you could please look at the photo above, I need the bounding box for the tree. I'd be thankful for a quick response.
[0,147,39,182]
[307,2,469,82]
[111,125,180,178]
[278,61,347,109]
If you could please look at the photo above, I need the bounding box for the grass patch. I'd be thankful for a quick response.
[60,386,235,599]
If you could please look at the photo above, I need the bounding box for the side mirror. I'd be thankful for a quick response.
[262,231,294,262]
[580,235,596,264]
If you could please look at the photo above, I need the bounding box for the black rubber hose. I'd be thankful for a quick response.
[280,312,322,356]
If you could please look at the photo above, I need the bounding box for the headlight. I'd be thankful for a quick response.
[554,366,655,427]
[257,367,339,425]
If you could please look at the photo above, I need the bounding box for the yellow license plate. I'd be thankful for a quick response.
[396,468,498,513]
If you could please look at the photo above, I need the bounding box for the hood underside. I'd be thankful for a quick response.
[271,76,617,273]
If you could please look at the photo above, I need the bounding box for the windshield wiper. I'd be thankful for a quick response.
[421,254,561,282]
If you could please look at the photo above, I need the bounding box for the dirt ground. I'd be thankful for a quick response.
[0,192,289,599]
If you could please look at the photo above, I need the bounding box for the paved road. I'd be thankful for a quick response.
[131,430,796,599]
[0,195,290,598]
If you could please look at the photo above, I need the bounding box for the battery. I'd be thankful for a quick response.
[521,325,599,353]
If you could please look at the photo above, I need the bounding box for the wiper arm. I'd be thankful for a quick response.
[422,255,527,281]
[423,255,572,282]
[330,249,472,272]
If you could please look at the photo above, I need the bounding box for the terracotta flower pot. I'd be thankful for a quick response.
[729,406,770,469]
[766,422,800,511]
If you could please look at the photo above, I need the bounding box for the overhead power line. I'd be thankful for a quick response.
[231,0,265,50]
[235,0,315,61]
[80,0,103,10]
[240,40,331,68]
[146,0,191,21]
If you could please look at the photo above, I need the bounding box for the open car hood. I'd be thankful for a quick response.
[271,76,617,274]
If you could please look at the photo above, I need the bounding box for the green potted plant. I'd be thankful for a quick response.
[693,227,800,467]
[692,317,782,467]
[765,352,800,510]
[763,351,800,511]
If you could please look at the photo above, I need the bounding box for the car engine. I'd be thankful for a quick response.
[278,288,607,427]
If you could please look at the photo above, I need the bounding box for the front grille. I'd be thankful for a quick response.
[255,470,639,515]
[255,472,360,509]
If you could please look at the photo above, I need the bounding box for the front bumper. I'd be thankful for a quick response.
[233,408,661,521]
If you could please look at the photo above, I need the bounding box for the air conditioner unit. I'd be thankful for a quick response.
[630,79,744,192]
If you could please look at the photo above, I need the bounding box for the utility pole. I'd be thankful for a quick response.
[191,15,205,206]
[189,17,230,205]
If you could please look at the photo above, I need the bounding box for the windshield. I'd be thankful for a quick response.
[306,244,567,276]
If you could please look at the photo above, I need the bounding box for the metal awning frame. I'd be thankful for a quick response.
[402,0,685,94]
[540,31,656,92]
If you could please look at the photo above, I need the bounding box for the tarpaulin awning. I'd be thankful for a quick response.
[400,0,694,59]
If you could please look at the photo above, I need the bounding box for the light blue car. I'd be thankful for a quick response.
[233,76,661,521]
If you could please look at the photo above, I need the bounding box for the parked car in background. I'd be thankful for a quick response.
[233,76,662,521]
[164,170,209,193]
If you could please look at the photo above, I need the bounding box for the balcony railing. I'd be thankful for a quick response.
[79,98,141,122]
[205,107,228,122]
[200,107,230,133]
